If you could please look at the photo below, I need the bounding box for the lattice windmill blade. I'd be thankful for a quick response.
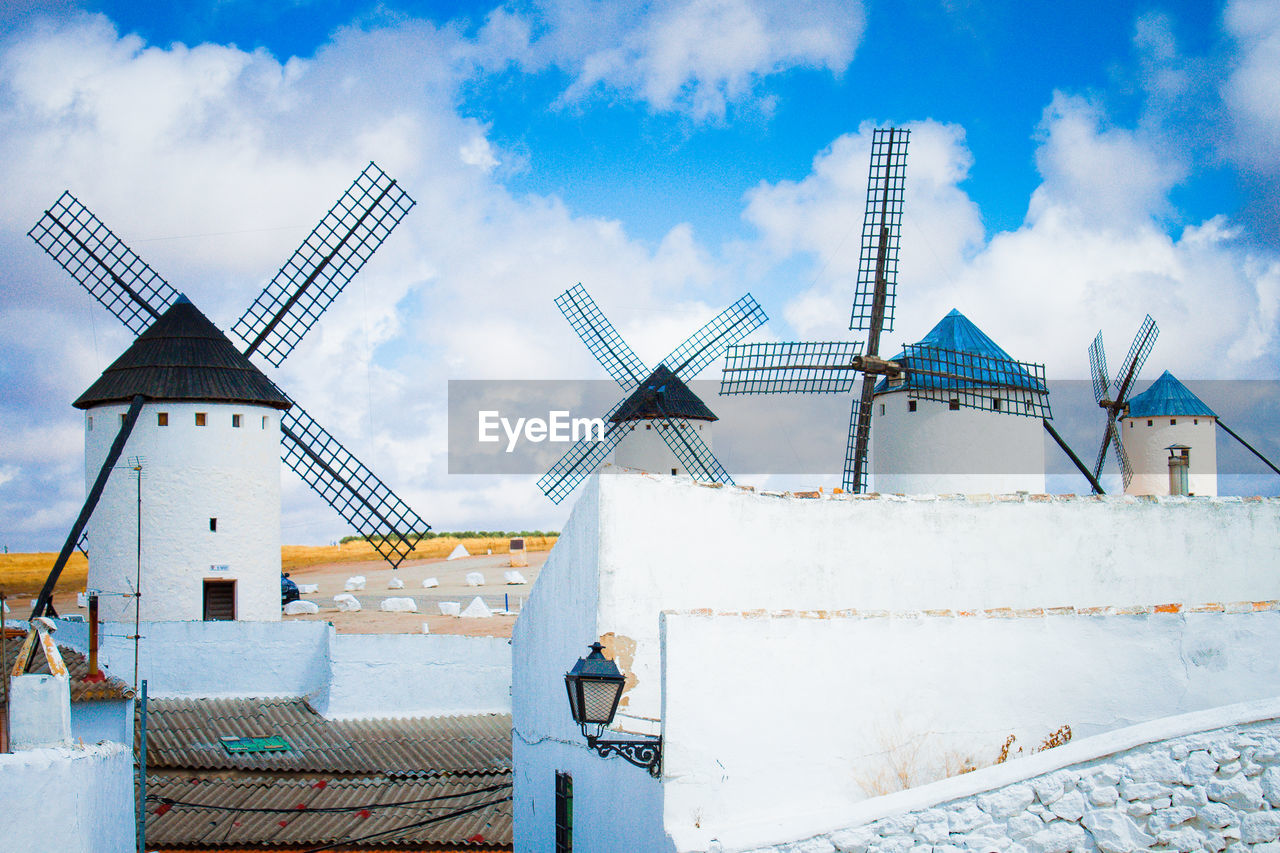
[901,344,1052,419]
[850,127,909,336]
[280,400,428,568]
[1112,417,1133,489]
[843,388,872,493]
[536,399,631,505]
[555,284,649,388]
[1088,331,1110,404]
[661,294,768,381]
[233,162,416,367]
[648,397,734,485]
[720,341,864,395]
[28,191,180,334]
[1111,314,1158,404]
[1093,411,1118,481]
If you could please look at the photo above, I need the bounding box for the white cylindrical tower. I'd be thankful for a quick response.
[869,309,1047,495]
[610,365,718,477]
[74,297,291,622]
[1120,371,1218,496]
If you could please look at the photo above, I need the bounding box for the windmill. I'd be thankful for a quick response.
[536,284,767,504]
[1088,314,1159,490]
[27,163,429,618]
[719,127,1080,494]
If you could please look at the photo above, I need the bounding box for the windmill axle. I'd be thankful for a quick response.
[851,354,902,377]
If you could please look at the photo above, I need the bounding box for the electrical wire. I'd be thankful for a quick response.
[148,780,511,814]
[295,796,512,853]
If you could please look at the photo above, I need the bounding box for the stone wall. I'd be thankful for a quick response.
[733,704,1280,853]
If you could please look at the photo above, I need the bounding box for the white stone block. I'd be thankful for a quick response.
[466,572,485,587]
[438,601,461,616]
[1209,776,1264,810]
[503,570,527,585]
[447,544,469,560]
[9,673,72,750]
[343,576,366,591]
[298,583,319,594]
[461,596,492,618]
[379,597,418,613]
[388,577,405,589]
[1082,809,1155,853]
[421,622,430,634]
[422,577,439,588]
[334,593,361,612]
[283,600,319,615]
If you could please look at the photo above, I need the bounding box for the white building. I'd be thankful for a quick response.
[870,309,1047,495]
[75,296,292,622]
[511,471,1280,852]
[610,365,718,478]
[1120,370,1218,496]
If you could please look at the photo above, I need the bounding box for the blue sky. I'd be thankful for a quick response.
[1,0,1278,549]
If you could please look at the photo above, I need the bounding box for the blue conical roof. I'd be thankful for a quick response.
[876,309,1046,393]
[1125,371,1216,418]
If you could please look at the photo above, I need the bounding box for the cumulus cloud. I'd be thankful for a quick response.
[1222,0,1280,172]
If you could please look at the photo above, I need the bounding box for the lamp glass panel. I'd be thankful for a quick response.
[565,676,582,721]
[581,678,621,724]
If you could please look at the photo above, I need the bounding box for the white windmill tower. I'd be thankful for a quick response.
[536,284,765,504]
[27,164,430,622]
[1118,371,1218,496]
[721,128,1090,495]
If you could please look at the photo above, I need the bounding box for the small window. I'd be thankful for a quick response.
[645,424,651,430]
[991,398,1002,411]
[1194,418,1199,425]
[908,400,917,413]
[948,398,960,411]
[232,414,242,428]
[261,415,268,429]
[879,403,886,416]
[1170,418,1177,425]
[196,412,207,426]
[87,415,94,431]
[120,413,127,427]
[157,412,168,426]
[203,579,236,621]
[1129,421,1134,429]
[671,468,678,476]
[1147,419,1153,427]
[210,518,217,532]
[555,772,573,853]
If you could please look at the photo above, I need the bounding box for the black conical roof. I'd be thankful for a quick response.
[74,296,291,410]
[610,365,717,422]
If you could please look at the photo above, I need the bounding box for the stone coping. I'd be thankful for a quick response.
[664,600,1280,622]
[680,697,1280,853]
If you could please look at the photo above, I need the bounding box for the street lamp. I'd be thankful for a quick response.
[564,642,661,777]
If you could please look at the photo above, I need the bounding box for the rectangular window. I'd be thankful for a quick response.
[1194,419,1199,425]
[1148,419,1153,427]
[120,413,126,427]
[878,403,885,416]
[261,415,268,429]
[157,412,168,426]
[991,398,1002,411]
[555,772,573,853]
[202,580,236,621]
[948,398,960,411]
[907,400,917,413]
[88,416,93,431]
[1170,418,1177,425]
[232,414,242,428]
[196,412,207,426]
[210,518,217,532]
[671,468,678,476]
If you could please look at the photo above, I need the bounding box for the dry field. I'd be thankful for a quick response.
[0,537,555,637]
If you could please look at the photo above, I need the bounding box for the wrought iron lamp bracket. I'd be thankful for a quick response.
[585,732,662,778]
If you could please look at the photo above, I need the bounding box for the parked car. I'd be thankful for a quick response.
[281,572,300,606]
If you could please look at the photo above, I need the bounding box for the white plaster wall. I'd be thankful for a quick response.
[613,419,713,477]
[9,673,72,749]
[323,633,512,718]
[590,474,1280,728]
[870,390,1045,494]
[72,699,133,747]
[512,478,671,853]
[660,609,1280,851]
[84,400,282,622]
[0,742,135,853]
[1121,414,1218,496]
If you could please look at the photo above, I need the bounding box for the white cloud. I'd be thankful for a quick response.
[1223,0,1280,172]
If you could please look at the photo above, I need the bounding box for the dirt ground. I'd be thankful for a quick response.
[275,550,547,637]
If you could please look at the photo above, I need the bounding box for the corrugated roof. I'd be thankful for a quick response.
[1,628,135,704]
[144,697,510,776]
[611,365,717,422]
[74,296,292,410]
[876,309,1047,393]
[1125,370,1217,418]
[145,772,512,849]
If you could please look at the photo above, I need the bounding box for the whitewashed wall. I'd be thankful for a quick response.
[324,633,512,718]
[870,390,1045,494]
[613,420,713,478]
[726,699,1280,853]
[0,742,135,852]
[1121,414,1218,496]
[660,608,1280,852]
[85,400,282,622]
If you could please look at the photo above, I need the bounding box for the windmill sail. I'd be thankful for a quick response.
[720,341,864,395]
[662,294,768,381]
[900,344,1051,419]
[233,162,416,366]
[28,191,179,333]
[537,398,631,505]
[850,128,909,334]
[556,284,649,387]
[1092,314,1158,481]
